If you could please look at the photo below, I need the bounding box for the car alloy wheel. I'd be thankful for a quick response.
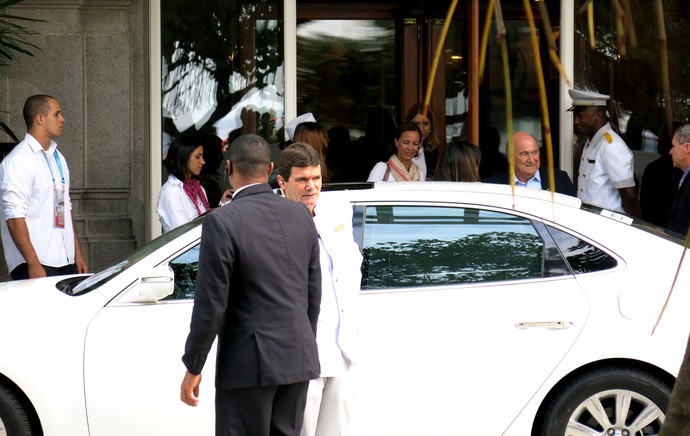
[541,367,671,436]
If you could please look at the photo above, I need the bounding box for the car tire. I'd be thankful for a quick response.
[540,367,671,436]
[0,385,32,436]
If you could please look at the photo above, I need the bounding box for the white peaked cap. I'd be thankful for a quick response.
[285,113,317,140]
[567,89,610,111]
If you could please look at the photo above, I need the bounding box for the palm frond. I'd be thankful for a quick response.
[0,0,44,77]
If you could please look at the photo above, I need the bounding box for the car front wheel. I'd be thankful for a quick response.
[0,385,32,436]
[540,367,671,436]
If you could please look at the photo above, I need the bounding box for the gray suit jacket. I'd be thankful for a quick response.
[182,183,322,389]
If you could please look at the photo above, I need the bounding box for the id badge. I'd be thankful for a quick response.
[54,186,65,228]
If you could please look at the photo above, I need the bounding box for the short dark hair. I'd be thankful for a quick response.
[395,121,422,141]
[164,135,203,181]
[227,134,271,178]
[279,142,321,181]
[23,95,55,129]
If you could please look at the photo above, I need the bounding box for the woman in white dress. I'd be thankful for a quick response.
[367,122,423,182]
[157,135,211,232]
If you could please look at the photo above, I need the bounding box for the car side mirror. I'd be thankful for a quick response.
[119,265,175,303]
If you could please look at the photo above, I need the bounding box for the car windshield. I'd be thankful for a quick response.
[580,204,684,245]
[66,217,204,296]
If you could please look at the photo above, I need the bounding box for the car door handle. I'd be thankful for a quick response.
[515,321,574,329]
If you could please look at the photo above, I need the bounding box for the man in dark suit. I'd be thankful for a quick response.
[180,134,322,436]
[667,124,690,235]
[483,131,576,196]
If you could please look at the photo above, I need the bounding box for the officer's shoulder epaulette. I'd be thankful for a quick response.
[604,132,613,143]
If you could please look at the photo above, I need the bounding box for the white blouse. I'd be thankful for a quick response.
[156,175,208,232]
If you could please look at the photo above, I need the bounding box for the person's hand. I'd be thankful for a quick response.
[219,188,235,205]
[75,254,88,274]
[180,370,202,406]
[28,262,47,279]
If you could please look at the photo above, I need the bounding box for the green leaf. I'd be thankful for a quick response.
[0,0,44,76]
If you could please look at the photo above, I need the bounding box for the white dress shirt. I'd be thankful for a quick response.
[156,175,208,232]
[515,170,542,190]
[312,196,363,375]
[0,134,75,272]
[578,123,635,212]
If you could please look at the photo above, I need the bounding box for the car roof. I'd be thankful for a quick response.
[323,181,583,209]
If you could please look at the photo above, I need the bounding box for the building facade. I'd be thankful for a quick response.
[1,0,687,278]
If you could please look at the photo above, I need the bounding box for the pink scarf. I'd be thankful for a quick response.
[182,178,211,215]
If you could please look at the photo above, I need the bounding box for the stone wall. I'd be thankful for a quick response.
[0,0,148,280]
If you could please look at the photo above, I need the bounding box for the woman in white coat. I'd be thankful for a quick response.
[367,122,423,182]
[157,135,211,232]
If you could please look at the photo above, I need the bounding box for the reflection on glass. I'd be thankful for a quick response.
[296,20,396,138]
[167,244,201,300]
[485,21,542,152]
[445,21,468,143]
[547,225,617,274]
[161,0,284,152]
[361,205,548,289]
[574,1,690,156]
[73,218,204,295]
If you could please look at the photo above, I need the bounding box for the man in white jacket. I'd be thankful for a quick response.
[277,142,363,436]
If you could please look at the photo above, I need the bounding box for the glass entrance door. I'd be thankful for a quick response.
[293,1,562,182]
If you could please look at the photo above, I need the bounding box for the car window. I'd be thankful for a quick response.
[69,217,204,296]
[360,205,567,289]
[546,226,618,274]
[164,243,201,300]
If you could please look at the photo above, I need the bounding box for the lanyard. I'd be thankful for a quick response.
[42,150,65,187]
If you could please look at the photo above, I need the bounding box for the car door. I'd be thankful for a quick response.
[83,241,216,436]
[350,203,590,436]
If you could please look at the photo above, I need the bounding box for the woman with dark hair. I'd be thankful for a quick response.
[405,103,442,180]
[434,140,482,182]
[367,122,423,182]
[293,121,330,182]
[156,135,210,232]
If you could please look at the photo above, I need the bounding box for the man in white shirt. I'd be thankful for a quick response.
[569,89,641,216]
[0,95,87,280]
[277,142,363,436]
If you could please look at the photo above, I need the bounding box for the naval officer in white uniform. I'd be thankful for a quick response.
[569,89,641,217]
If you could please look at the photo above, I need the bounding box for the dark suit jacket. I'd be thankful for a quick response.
[182,183,322,390]
[483,167,576,197]
[667,175,690,235]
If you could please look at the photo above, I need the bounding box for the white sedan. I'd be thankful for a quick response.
[1,182,688,436]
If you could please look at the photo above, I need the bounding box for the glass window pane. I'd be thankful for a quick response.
[444,16,552,164]
[161,0,284,151]
[360,205,551,289]
[547,226,618,274]
[166,243,201,300]
[444,21,468,143]
[296,20,396,138]
[573,1,690,178]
